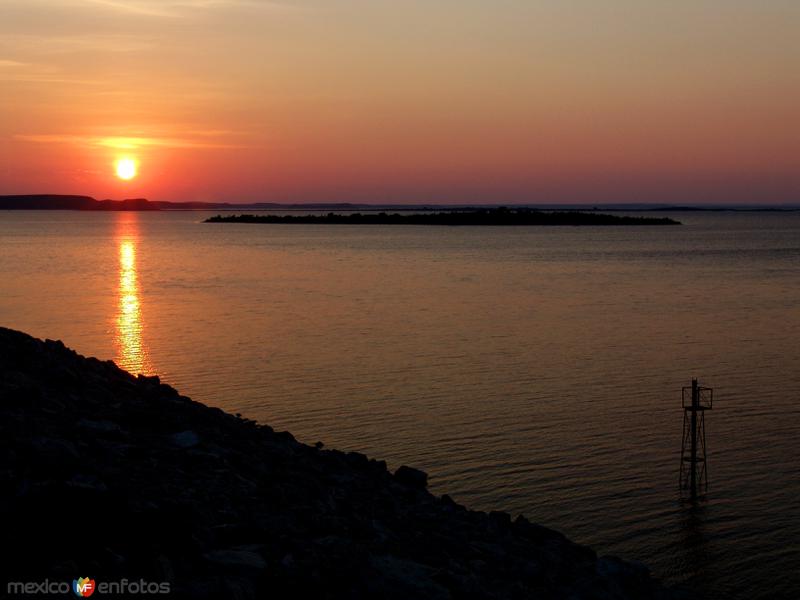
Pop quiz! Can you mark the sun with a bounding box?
[115,158,138,180]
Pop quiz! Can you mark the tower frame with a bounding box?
[680,378,712,497]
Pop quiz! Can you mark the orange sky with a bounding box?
[1,0,798,204]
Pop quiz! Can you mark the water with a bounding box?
[1,210,799,599]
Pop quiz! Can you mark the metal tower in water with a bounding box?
[680,378,713,497]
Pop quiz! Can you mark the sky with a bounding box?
[0,0,798,204]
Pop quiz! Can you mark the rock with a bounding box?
[203,549,267,574]
[440,494,464,511]
[598,555,650,578]
[368,554,451,600]
[489,510,511,527]
[346,451,371,469]
[137,373,160,386]
[52,365,79,385]
[30,436,80,461]
[77,418,122,435]
[67,473,109,493]
[169,430,200,448]
[394,465,428,489]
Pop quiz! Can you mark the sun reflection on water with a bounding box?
[114,216,151,375]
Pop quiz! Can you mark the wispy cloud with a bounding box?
[0,59,28,68]
[0,56,106,84]
[77,0,302,18]
[15,133,246,149]
[0,75,106,84]
[0,33,156,55]
[81,0,178,18]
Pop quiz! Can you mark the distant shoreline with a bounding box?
[205,209,681,226]
[0,194,797,213]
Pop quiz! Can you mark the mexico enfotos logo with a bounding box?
[6,577,171,596]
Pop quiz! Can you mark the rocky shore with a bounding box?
[1,327,675,599]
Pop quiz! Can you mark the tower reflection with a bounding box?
[114,214,151,375]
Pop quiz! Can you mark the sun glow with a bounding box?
[115,157,138,180]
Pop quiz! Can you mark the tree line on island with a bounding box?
[205,208,681,226]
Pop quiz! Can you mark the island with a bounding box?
[0,326,676,599]
[205,209,681,226]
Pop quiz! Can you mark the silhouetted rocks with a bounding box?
[395,465,429,489]
[205,208,681,226]
[0,327,676,599]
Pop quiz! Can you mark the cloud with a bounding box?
[0,75,105,84]
[0,56,106,84]
[15,133,246,149]
[0,59,28,68]
[0,33,156,56]
[77,0,302,18]
[81,0,176,17]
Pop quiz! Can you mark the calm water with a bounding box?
[1,211,799,599]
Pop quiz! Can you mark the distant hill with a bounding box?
[0,195,158,210]
[0,195,97,210]
[2,194,797,212]
[0,195,378,211]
